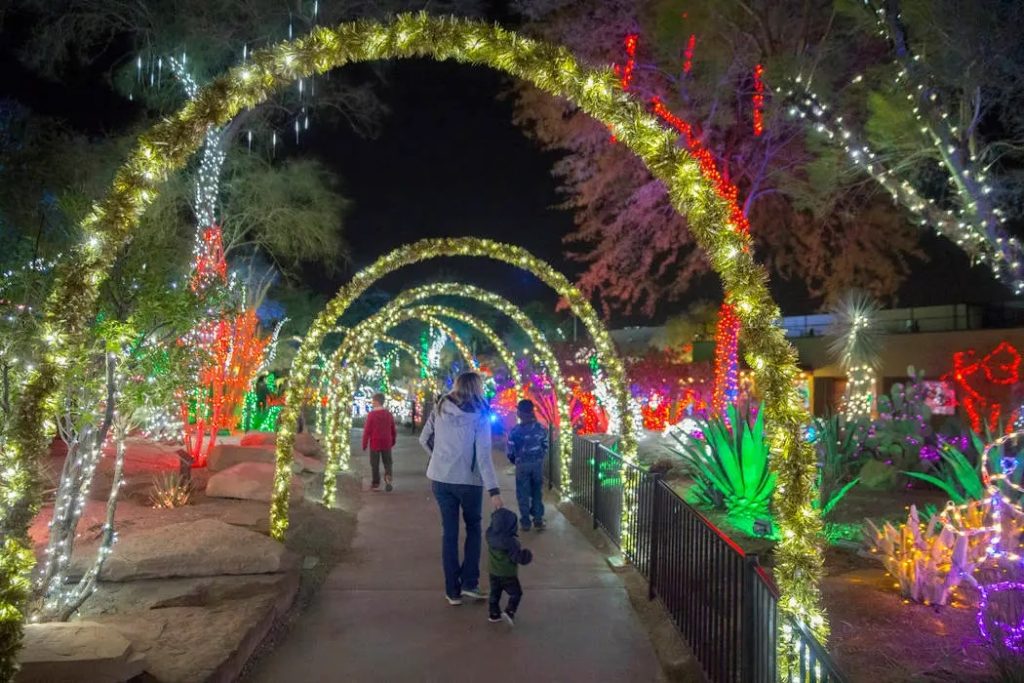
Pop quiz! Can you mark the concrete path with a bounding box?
[249,432,662,682]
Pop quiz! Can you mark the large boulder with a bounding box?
[293,432,323,458]
[206,462,304,503]
[79,574,296,616]
[292,452,325,474]
[207,444,275,472]
[96,517,294,581]
[91,589,295,683]
[16,621,146,683]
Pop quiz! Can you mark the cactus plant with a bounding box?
[864,504,989,605]
[666,403,775,520]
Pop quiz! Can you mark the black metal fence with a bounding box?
[557,434,847,683]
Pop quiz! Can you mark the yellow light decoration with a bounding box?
[418,318,478,369]
[317,287,572,504]
[375,336,421,367]
[408,305,518,379]
[320,309,477,494]
[321,308,480,504]
[4,14,824,669]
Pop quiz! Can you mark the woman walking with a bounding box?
[420,372,503,605]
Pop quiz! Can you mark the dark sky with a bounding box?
[303,60,579,313]
[0,13,1011,327]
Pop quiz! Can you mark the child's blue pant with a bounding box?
[515,461,544,526]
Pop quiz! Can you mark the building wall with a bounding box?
[790,327,1024,379]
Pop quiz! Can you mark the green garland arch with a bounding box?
[408,305,519,378]
[318,289,571,504]
[1,12,824,671]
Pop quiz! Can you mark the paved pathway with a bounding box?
[249,432,662,682]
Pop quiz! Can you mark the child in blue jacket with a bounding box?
[507,399,549,531]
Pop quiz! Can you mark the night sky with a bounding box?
[303,60,579,311]
[0,18,1011,327]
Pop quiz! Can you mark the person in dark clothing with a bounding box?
[507,399,549,531]
[486,507,532,625]
[362,393,397,491]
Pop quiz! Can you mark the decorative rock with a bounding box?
[78,574,295,616]
[292,452,325,474]
[91,589,296,683]
[293,432,323,458]
[206,462,304,503]
[16,621,146,683]
[208,444,275,472]
[97,517,293,581]
[859,459,898,490]
[240,432,276,447]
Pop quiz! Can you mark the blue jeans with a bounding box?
[431,480,483,598]
[515,461,544,526]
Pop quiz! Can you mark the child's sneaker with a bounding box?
[461,587,484,600]
[445,594,462,606]
[385,476,393,492]
[534,519,546,531]
[502,610,515,626]
[488,614,503,623]
[520,521,531,532]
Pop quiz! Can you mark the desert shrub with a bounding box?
[150,472,194,509]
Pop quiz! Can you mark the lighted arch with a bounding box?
[319,334,432,471]
[405,305,518,378]
[3,14,824,657]
[313,335,423,437]
[320,302,527,485]
[323,303,524,491]
[376,337,421,366]
[321,313,479,486]
[309,281,572,504]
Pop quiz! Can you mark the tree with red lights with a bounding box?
[512,0,926,314]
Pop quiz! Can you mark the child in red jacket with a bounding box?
[362,393,397,491]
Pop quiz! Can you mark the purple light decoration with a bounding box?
[920,444,941,462]
[976,581,1024,653]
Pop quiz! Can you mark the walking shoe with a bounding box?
[445,594,463,606]
[520,522,531,532]
[502,611,515,627]
[461,587,485,600]
[369,484,380,491]
[385,480,393,492]
[534,519,546,531]
[488,614,503,623]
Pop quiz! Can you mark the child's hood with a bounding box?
[486,508,519,550]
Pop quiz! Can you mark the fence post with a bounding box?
[648,474,663,601]
[592,441,601,530]
[742,553,760,681]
